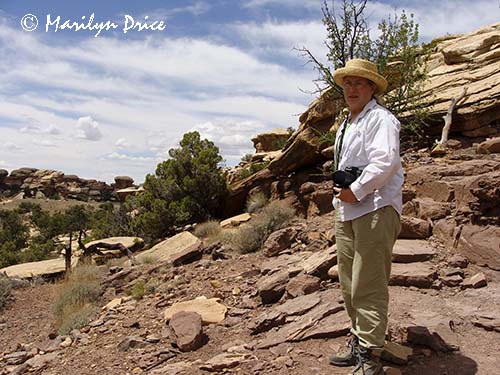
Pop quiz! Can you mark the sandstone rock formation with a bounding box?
[251,128,291,153]
[0,168,137,202]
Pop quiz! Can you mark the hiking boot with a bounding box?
[348,346,383,375]
[329,335,359,367]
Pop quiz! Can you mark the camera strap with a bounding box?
[334,118,351,171]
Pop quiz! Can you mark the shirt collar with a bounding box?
[350,98,377,124]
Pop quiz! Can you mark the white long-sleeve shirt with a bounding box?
[332,99,404,221]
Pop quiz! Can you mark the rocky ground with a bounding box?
[1,210,499,375]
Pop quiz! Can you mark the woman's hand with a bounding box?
[333,187,358,203]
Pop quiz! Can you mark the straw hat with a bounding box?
[333,59,388,94]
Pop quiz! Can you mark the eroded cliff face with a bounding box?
[224,23,500,270]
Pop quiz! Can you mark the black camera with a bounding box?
[333,166,362,188]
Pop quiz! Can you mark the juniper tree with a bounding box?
[300,0,429,132]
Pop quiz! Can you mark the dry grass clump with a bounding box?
[230,200,295,253]
[194,220,222,239]
[53,264,103,335]
[245,191,267,213]
[0,275,12,310]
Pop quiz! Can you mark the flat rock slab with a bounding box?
[199,353,256,372]
[302,245,337,279]
[390,263,437,288]
[220,213,251,228]
[164,296,227,324]
[472,316,500,332]
[256,301,345,349]
[392,240,436,263]
[136,231,202,265]
[0,257,78,279]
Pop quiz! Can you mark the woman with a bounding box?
[329,59,404,375]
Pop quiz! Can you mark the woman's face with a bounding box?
[342,76,376,115]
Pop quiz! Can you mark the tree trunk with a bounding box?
[65,232,73,275]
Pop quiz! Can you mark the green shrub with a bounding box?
[126,131,227,242]
[53,264,103,334]
[230,200,295,253]
[130,280,146,300]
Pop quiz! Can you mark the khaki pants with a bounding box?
[335,205,400,349]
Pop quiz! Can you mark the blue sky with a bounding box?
[1,0,498,184]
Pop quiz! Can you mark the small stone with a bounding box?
[384,367,403,375]
[382,341,413,365]
[145,335,161,343]
[59,337,72,348]
[462,272,487,289]
[327,265,339,281]
[117,336,148,351]
[448,254,468,268]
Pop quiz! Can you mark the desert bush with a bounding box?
[130,279,146,300]
[53,264,103,334]
[194,220,222,239]
[57,304,97,335]
[0,275,12,310]
[230,200,295,253]
[246,191,267,213]
[140,255,157,265]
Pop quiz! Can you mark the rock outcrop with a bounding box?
[0,168,137,202]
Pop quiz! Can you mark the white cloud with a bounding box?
[105,152,156,163]
[33,139,57,148]
[4,142,23,152]
[190,120,269,163]
[19,124,41,133]
[232,20,328,61]
[115,138,130,149]
[244,0,321,10]
[76,116,103,141]
[45,124,61,135]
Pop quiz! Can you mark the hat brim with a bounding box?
[333,67,388,94]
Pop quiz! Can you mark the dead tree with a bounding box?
[432,87,468,155]
[78,239,139,266]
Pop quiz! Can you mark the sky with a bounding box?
[1,0,498,184]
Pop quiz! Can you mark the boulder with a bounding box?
[164,296,227,324]
[114,175,134,189]
[251,128,291,153]
[135,231,202,265]
[262,227,297,257]
[285,273,321,298]
[456,225,500,270]
[477,136,500,154]
[169,311,204,352]
[399,216,431,239]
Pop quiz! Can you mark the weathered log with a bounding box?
[80,241,139,266]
